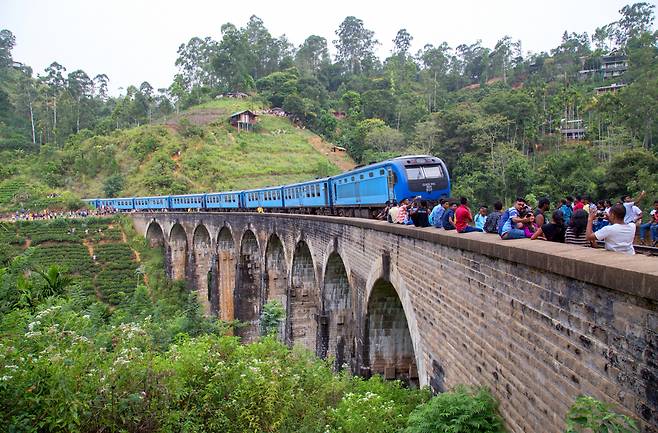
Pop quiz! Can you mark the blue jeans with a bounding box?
[458,226,483,233]
[640,222,658,241]
[502,228,526,239]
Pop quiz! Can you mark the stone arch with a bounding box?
[320,252,355,371]
[235,229,261,342]
[169,223,187,281]
[365,278,419,387]
[192,224,212,315]
[216,226,236,321]
[145,221,165,248]
[265,234,287,338]
[289,240,320,352]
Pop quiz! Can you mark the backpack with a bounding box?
[497,208,513,236]
[483,212,501,233]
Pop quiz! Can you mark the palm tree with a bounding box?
[35,265,72,298]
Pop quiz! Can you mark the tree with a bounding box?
[612,2,655,47]
[0,29,15,68]
[103,173,124,197]
[15,67,38,146]
[67,69,93,133]
[175,36,219,89]
[392,29,413,56]
[93,74,109,100]
[41,62,67,144]
[334,16,379,75]
[35,265,72,298]
[295,35,330,77]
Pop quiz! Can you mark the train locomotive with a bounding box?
[85,155,450,218]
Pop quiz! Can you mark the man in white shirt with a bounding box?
[621,191,645,224]
[586,204,635,255]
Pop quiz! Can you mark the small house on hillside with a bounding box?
[229,110,257,132]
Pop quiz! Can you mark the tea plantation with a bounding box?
[0,217,139,305]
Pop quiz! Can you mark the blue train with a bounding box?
[84,155,450,218]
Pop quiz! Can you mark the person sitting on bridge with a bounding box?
[500,198,531,240]
[411,200,430,227]
[586,204,635,255]
[376,201,392,221]
[474,205,488,230]
[387,200,399,223]
[516,208,538,238]
[565,210,591,247]
[441,202,457,230]
[483,201,503,233]
[396,199,409,224]
[429,199,446,228]
[455,197,483,233]
[534,197,550,227]
[531,209,566,242]
[639,200,658,246]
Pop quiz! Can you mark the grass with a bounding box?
[0,97,346,212]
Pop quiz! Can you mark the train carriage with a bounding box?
[244,186,284,209]
[134,196,170,210]
[206,191,241,210]
[170,194,205,210]
[282,178,330,209]
[91,197,135,210]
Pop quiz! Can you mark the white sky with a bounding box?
[1,0,656,95]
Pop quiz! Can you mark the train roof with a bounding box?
[283,177,331,188]
[206,190,242,195]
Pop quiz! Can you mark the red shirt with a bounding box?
[573,201,584,211]
[455,205,472,232]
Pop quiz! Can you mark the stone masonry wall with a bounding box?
[132,213,658,433]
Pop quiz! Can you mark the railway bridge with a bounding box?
[131,212,658,433]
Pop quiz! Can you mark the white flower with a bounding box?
[0,375,11,381]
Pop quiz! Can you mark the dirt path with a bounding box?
[120,227,148,286]
[307,135,356,171]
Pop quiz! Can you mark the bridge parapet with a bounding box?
[132,212,658,433]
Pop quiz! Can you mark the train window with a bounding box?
[380,169,385,175]
[360,174,364,180]
[351,176,355,181]
[405,166,424,180]
[369,172,374,177]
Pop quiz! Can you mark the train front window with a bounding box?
[405,167,424,180]
[423,165,444,179]
[405,165,443,180]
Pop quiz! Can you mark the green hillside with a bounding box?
[0,97,354,212]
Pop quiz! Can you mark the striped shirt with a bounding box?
[565,227,590,247]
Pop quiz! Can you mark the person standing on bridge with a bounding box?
[586,204,635,255]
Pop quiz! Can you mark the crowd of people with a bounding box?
[377,191,658,256]
[8,206,117,221]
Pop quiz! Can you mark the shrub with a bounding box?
[565,395,639,433]
[405,386,505,433]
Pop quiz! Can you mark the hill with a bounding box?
[0,97,355,212]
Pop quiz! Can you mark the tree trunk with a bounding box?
[28,99,36,145]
